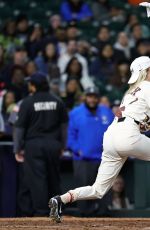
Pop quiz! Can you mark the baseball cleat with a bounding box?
[48,196,62,223]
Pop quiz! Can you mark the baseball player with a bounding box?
[49,56,150,222]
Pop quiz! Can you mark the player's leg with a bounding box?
[61,152,127,202]
[49,149,127,222]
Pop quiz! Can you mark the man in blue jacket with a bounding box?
[60,0,93,22]
[67,87,114,216]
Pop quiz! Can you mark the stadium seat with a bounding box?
[0,6,12,19]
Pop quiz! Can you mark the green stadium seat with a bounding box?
[0,6,12,19]
[109,21,126,33]
[109,0,127,9]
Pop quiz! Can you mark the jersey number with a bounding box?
[115,87,141,118]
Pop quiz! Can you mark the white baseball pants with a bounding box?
[69,117,150,201]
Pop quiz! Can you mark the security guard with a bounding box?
[14,72,68,216]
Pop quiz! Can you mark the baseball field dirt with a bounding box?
[0,217,150,230]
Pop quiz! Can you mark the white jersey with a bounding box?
[119,80,150,123]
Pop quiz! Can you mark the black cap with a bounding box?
[26,72,48,85]
[85,87,99,96]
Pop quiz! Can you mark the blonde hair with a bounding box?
[126,69,148,95]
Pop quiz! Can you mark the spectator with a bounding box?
[107,60,130,102]
[49,15,62,35]
[125,14,150,39]
[2,91,16,115]
[109,6,126,23]
[25,60,37,76]
[67,86,114,216]
[49,65,61,82]
[114,32,131,60]
[35,42,58,75]
[13,47,28,66]
[42,26,66,56]
[60,57,81,92]
[8,65,28,102]
[125,14,139,35]
[58,40,94,88]
[61,77,82,111]
[95,25,111,51]
[108,175,133,210]
[53,26,67,55]
[60,57,93,92]
[129,23,144,48]
[49,78,61,97]
[90,43,117,84]
[131,39,150,60]
[60,0,93,22]
[110,60,130,88]
[0,91,17,217]
[25,24,44,59]
[99,95,111,108]
[8,100,22,128]
[1,91,16,140]
[66,21,79,41]
[111,99,121,116]
[92,0,110,22]
[77,40,91,62]
[16,14,29,44]
[1,47,28,86]
[0,19,21,55]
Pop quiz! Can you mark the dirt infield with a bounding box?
[1,217,150,230]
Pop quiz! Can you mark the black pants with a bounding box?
[0,146,17,217]
[18,138,61,217]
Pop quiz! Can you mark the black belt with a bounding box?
[118,117,140,125]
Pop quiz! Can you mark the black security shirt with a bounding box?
[16,92,68,140]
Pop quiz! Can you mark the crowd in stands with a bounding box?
[0,0,149,113]
[0,0,149,217]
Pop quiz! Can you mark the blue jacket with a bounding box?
[61,1,93,22]
[67,104,114,161]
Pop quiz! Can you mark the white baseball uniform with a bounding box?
[68,80,150,201]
